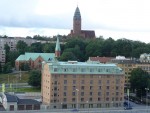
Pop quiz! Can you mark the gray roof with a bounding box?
[5,93,18,102]
[17,99,40,105]
[74,6,81,19]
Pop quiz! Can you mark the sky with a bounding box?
[0,0,150,43]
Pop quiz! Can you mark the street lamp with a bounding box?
[86,101,89,113]
[76,89,79,110]
[145,88,149,108]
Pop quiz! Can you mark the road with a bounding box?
[0,107,150,113]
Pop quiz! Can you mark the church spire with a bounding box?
[55,36,61,57]
[73,6,81,35]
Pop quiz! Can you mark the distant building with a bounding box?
[0,93,40,111]
[140,53,150,63]
[15,37,61,71]
[41,60,125,109]
[69,6,95,39]
[0,37,47,65]
[89,56,114,64]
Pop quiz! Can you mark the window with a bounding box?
[99,86,101,90]
[90,92,93,96]
[73,86,76,90]
[90,86,93,90]
[106,97,109,101]
[90,80,93,84]
[98,80,101,84]
[98,68,102,72]
[116,86,119,90]
[72,98,75,102]
[81,86,84,90]
[64,68,68,72]
[81,68,85,72]
[98,92,101,96]
[63,98,67,102]
[116,92,119,96]
[73,68,77,72]
[81,92,84,96]
[54,81,57,85]
[106,86,109,90]
[64,86,67,90]
[116,97,118,101]
[54,68,57,72]
[73,80,76,84]
[98,97,101,101]
[107,80,109,84]
[81,98,84,102]
[81,80,84,84]
[54,87,57,91]
[90,68,94,72]
[89,98,92,102]
[64,92,67,96]
[64,80,67,84]
[72,92,76,96]
[106,92,109,96]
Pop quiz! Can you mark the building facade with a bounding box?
[15,37,61,71]
[41,60,125,109]
[0,37,47,65]
[69,6,95,39]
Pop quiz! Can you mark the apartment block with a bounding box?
[41,61,125,109]
[0,37,47,65]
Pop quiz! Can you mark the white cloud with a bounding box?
[0,0,150,42]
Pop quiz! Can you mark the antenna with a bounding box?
[77,0,78,7]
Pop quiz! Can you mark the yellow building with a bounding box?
[111,57,137,90]
[41,60,125,109]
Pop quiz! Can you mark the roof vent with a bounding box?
[68,61,78,64]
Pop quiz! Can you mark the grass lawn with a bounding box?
[0,71,29,84]
[0,71,41,92]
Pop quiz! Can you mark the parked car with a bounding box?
[124,106,132,110]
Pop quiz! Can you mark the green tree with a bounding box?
[130,68,150,97]
[4,44,10,63]
[43,43,55,53]
[7,51,19,67]
[3,62,12,74]
[28,70,41,87]
[58,51,77,61]
[29,42,43,53]
[16,40,28,54]
[85,39,103,58]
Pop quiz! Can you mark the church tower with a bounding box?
[55,37,61,57]
[73,6,81,35]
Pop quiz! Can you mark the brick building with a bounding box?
[69,6,95,39]
[41,60,125,109]
[15,37,61,71]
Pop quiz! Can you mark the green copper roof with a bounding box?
[16,52,55,62]
[44,61,124,75]
[55,37,61,51]
[74,6,81,19]
[16,55,25,61]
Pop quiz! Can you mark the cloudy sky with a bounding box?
[0,0,150,43]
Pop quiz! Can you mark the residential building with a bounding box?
[69,6,95,38]
[89,56,114,64]
[41,60,125,109]
[0,37,47,65]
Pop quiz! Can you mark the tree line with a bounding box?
[1,35,150,73]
